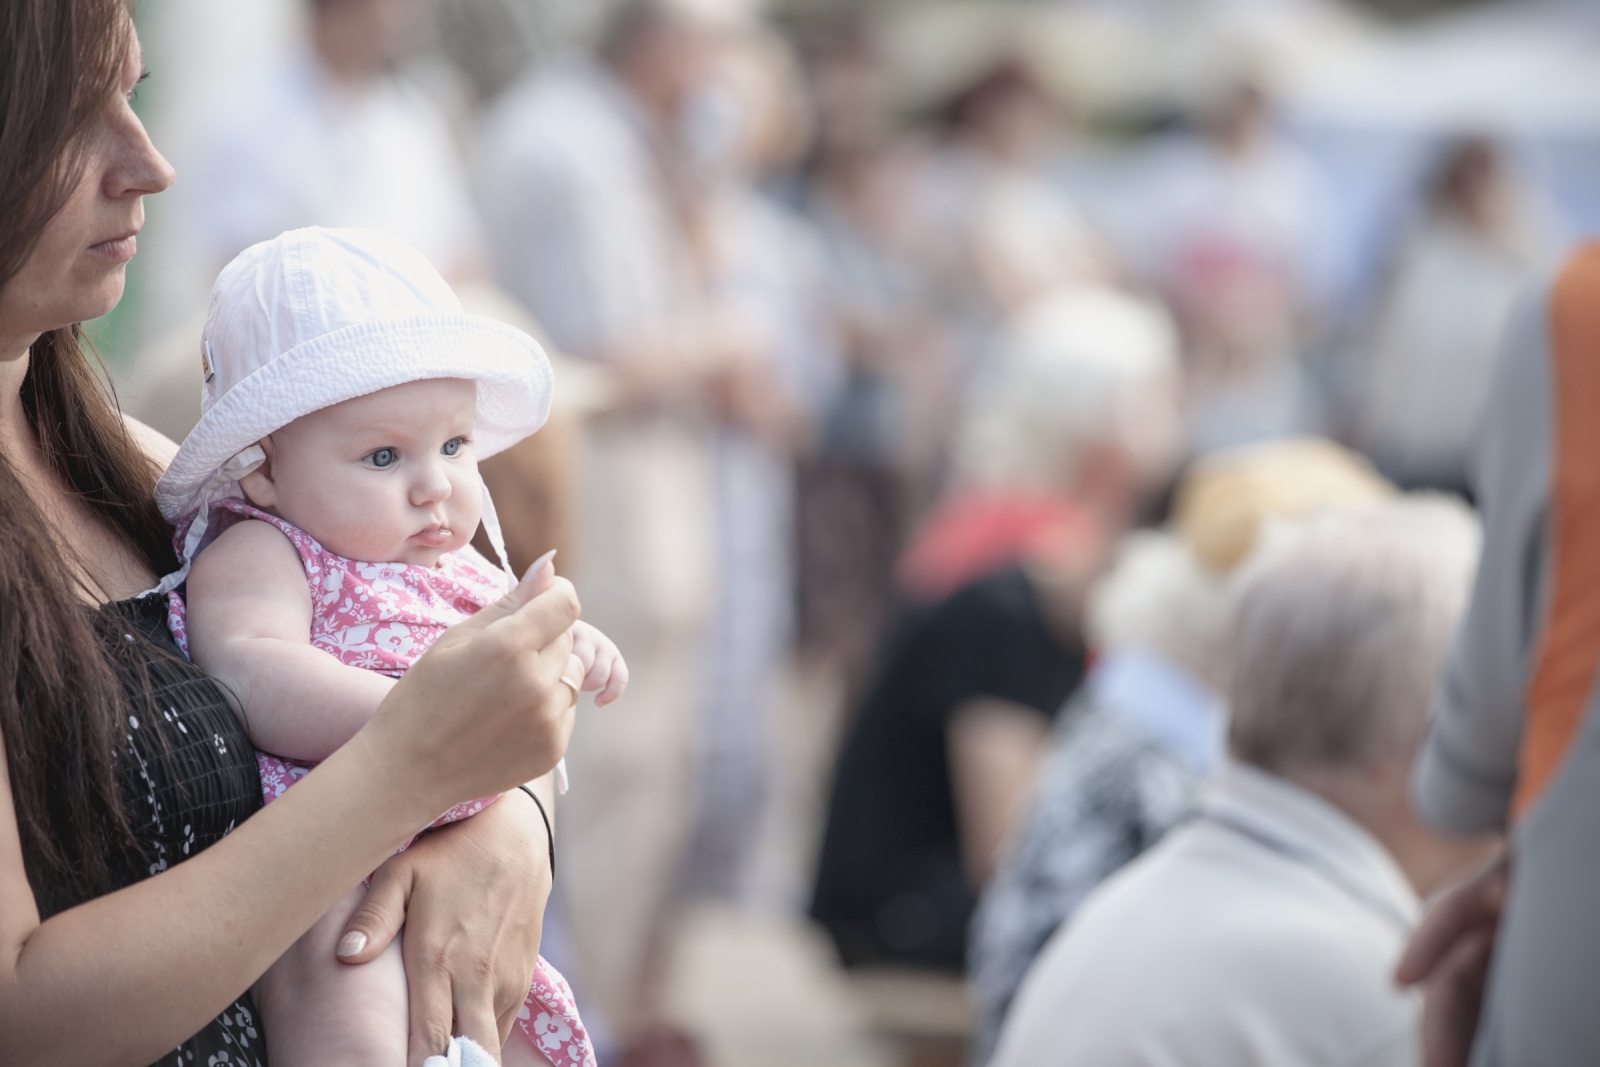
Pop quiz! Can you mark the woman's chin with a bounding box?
[73,268,127,326]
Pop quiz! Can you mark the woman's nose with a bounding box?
[105,104,175,199]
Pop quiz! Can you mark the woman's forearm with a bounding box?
[0,562,579,1064]
[0,729,442,1065]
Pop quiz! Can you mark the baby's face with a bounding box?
[243,378,482,567]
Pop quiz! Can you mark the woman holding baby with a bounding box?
[0,1,582,1062]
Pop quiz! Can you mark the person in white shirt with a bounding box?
[990,497,1497,1067]
[188,0,485,279]
[474,3,738,1056]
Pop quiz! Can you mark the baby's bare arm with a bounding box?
[187,519,395,762]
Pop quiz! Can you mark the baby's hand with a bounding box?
[569,621,628,706]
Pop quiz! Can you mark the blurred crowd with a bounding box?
[107,0,1596,1063]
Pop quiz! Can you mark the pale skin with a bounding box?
[0,30,582,1066]
[184,378,627,1065]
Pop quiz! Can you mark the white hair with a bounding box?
[1225,496,1481,773]
[1086,531,1229,683]
[954,287,1180,493]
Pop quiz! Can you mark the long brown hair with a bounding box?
[0,0,182,910]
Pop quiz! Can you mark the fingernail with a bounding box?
[336,931,367,957]
[520,549,558,585]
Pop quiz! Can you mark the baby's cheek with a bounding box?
[315,486,412,562]
[447,472,484,534]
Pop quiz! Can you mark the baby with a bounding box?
[150,228,620,1066]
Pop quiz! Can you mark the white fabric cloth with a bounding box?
[422,1034,499,1067]
[189,49,483,276]
[150,227,552,596]
[990,761,1422,1067]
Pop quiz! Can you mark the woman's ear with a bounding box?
[237,438,278,508]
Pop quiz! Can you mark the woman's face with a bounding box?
[0,31,174,349]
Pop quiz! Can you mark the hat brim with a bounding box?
[155,313,553,521]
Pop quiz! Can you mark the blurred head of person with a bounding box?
[940,57,1063,167]
[598,0,719,123]
[1427,135,1523,241]
[899,288,1179,604]
[309,0,429,84]
[700,29,814,183]
[955,287,1182,526]
[1078,438,1396,769]
[1206,81,1270,158]
[1224,496,1492,894]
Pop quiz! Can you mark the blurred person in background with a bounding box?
[124,0,491,445]
[474,3,740,1060]
[969,436,1396,1063]
[1131,81,1335,454]
[681,27,844,903]
[794,28,952,697]
[186,0,485,280]
[809,287,1180,975]
[1396,245,1600,1067]
[925,57,1116,364]
[991,498,1496,1067]
[1346,137,1545,496]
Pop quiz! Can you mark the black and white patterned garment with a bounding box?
[43,595,269,1066]
[967,696,1200,1065]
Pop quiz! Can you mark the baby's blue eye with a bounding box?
[442,437,463,457]
[368,447,397,468]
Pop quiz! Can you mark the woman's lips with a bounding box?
[89,234,137,263]
[413,526,453,548]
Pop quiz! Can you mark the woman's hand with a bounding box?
[362,559,581,820]
[337,778,555,1065]
[1396,848,1509,1067]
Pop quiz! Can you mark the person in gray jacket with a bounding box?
[1400,246,1600,1066]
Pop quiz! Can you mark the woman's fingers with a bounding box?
[1396,850,1508,985]
[447,567,578,652]
[497,1001,521,1050]
[405,936,458,1067]
[453,973,502,1064]
[1420,927,1496,1067]
[336,862,411,965]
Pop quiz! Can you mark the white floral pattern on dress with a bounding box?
[169,499,595,1067]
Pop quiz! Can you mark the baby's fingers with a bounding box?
[595,651,629,706]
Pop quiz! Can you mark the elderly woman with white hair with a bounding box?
[990,497,1499,1067]
[968,436,1396,1062]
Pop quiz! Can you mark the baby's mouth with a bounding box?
[413,525,453,549]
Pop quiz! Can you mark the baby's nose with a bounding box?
[410,465,454,506]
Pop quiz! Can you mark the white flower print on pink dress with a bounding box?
[168,498,595,1067]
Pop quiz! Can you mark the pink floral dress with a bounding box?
[169,498,594,1066]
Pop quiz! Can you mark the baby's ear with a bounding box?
[237,439,277,508]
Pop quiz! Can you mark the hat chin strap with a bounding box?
[479,475,568,794]
[477,476,516,589]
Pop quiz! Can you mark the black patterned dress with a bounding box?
[35,595,270,1066]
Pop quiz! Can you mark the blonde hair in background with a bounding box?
[1174,436,1396,572]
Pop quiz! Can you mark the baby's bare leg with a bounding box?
[503,1029,548,1066]
[254,883,409,1066]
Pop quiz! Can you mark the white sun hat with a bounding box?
[148,226,553,596]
